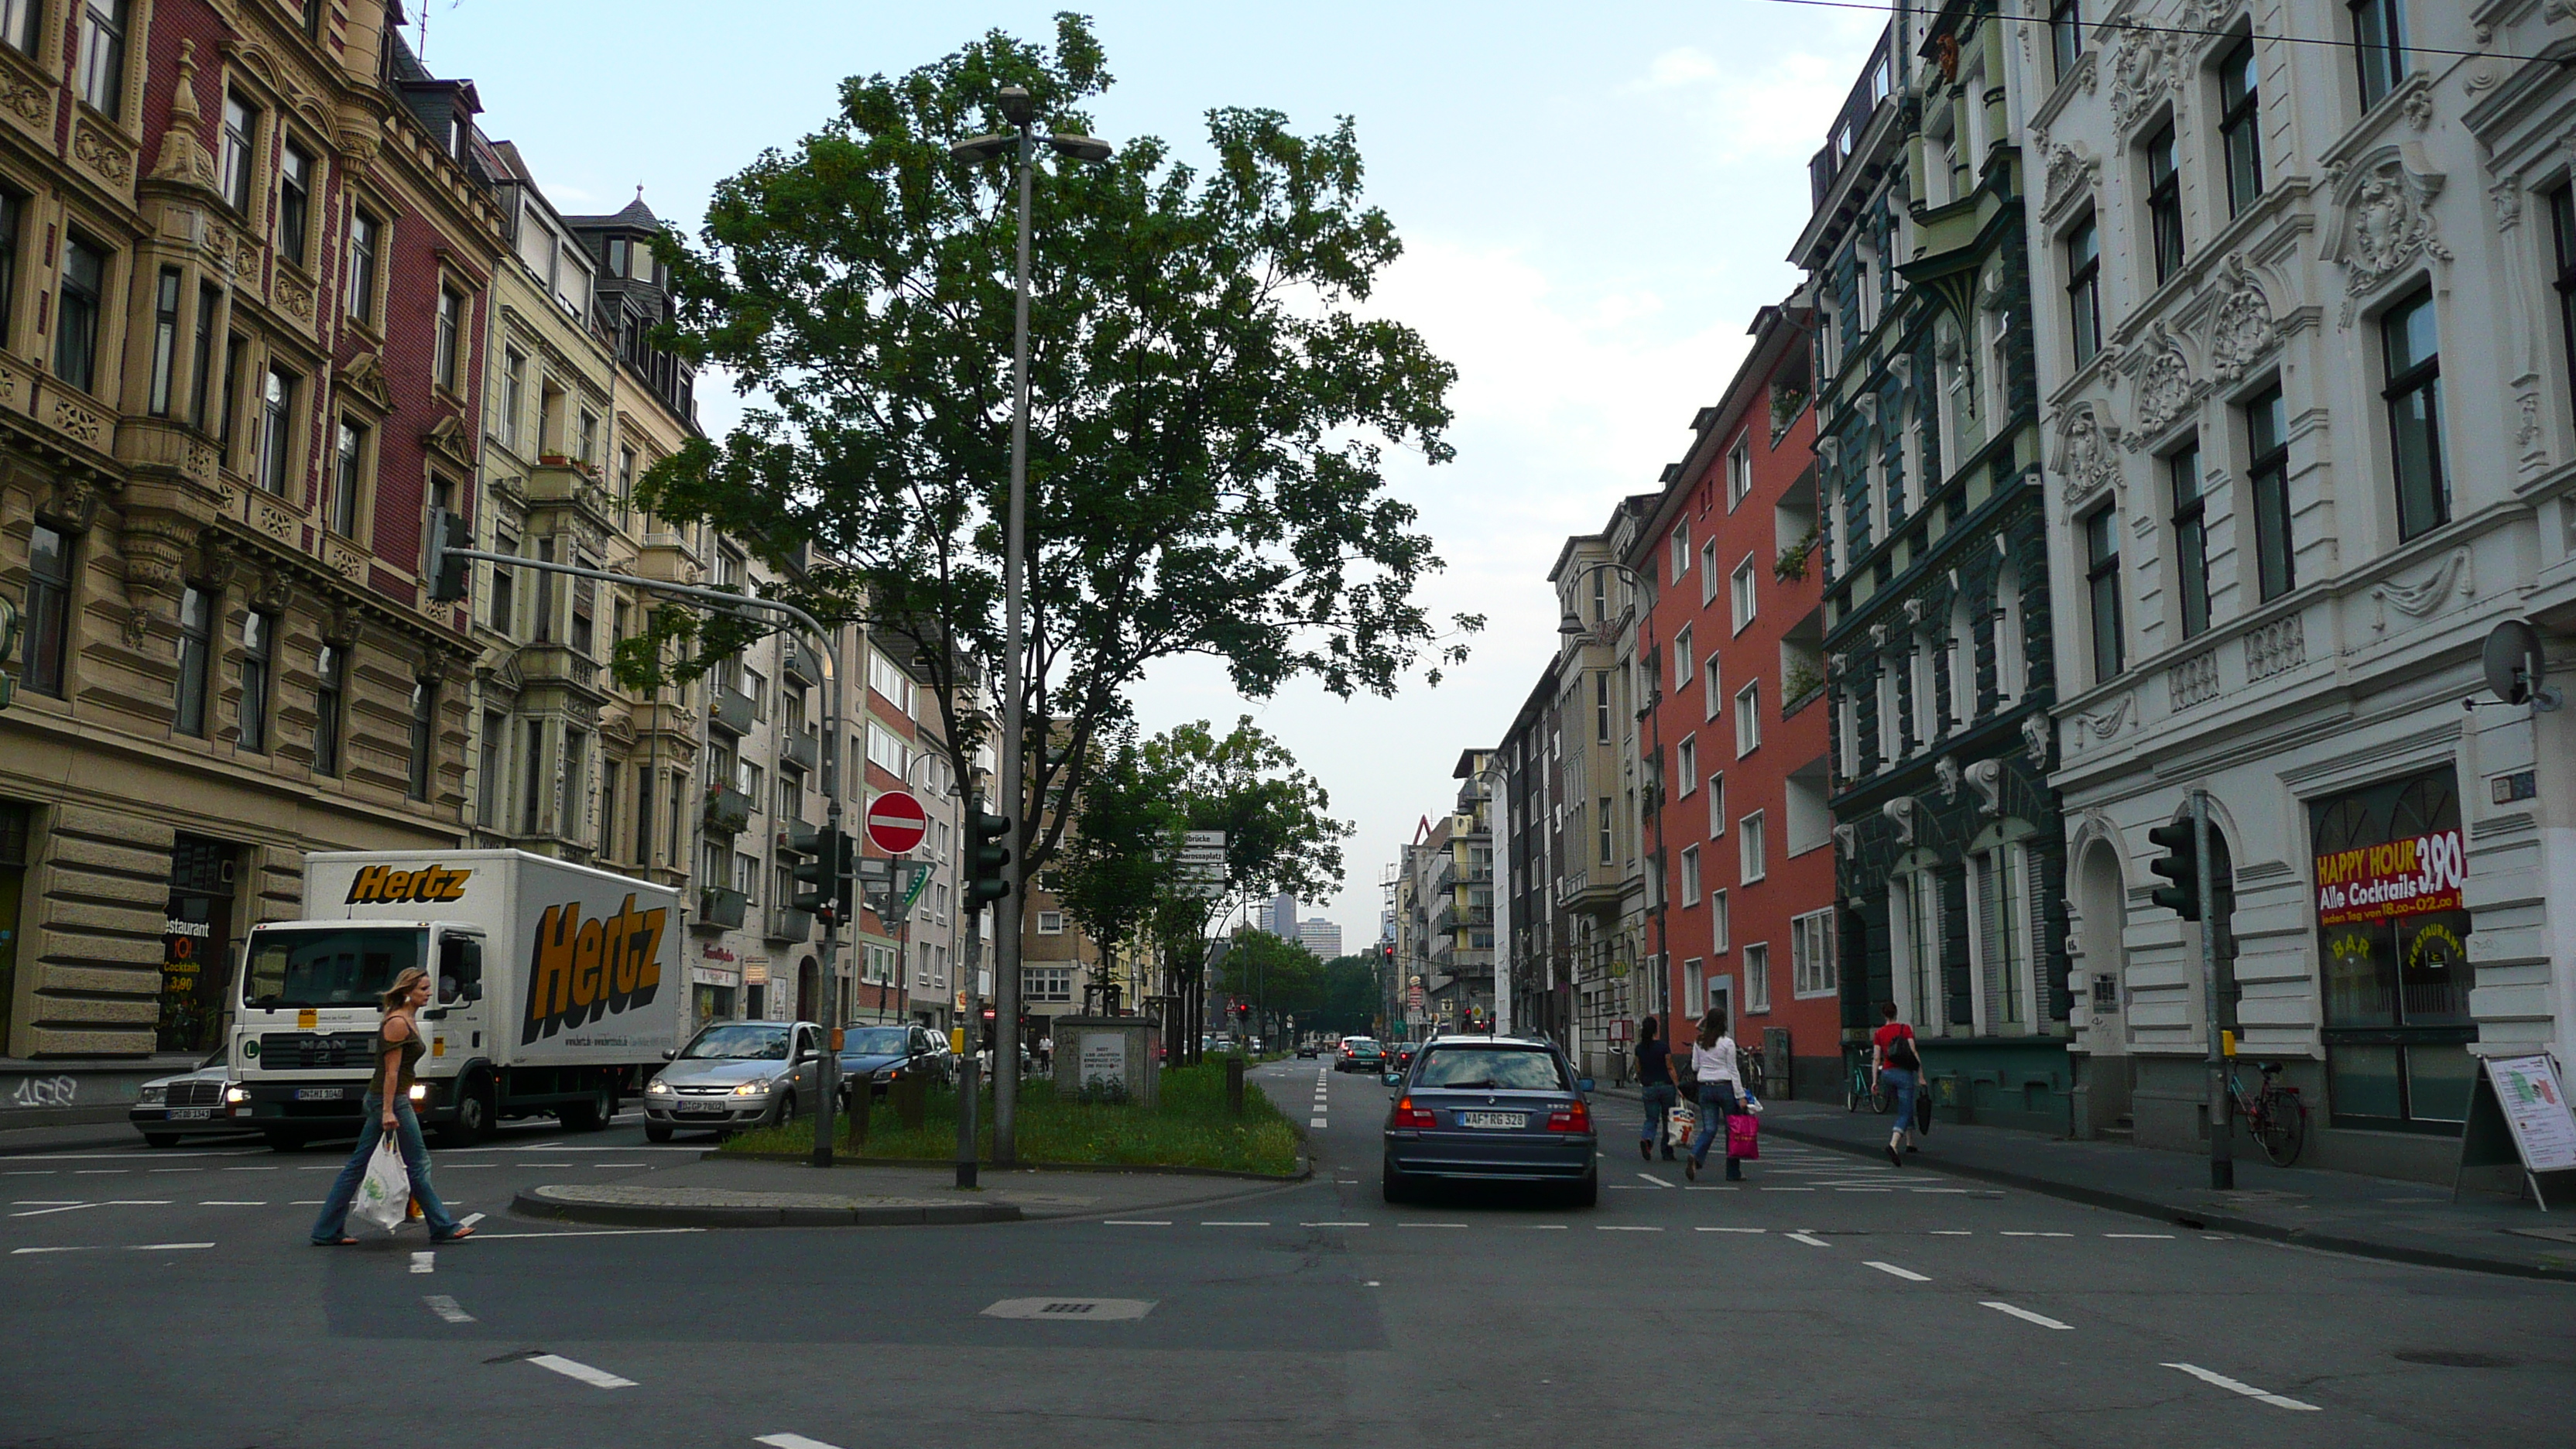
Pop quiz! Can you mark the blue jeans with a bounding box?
[1689,1082,1740,1167]
[308,1094,460,1241]
[1882,1067,1920,1138]
[1640,1082,1677,1146]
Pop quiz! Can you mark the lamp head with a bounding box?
[948,134,1015,164]
[997,86,1035,128]
[1558,610,1586,636]
[1046,134,1114,164]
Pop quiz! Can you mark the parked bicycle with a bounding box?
[1844,1050,1889,1114]
[2227,1059,2308,1166]
[1736,1043,1768,1101]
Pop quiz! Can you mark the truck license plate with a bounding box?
[168,1108,211,1120]
[1459,1111,1526,1129]
[296,1088,342,1102]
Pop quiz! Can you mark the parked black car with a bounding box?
[834,1023,955,1109]
[1382,1034,1598,1208]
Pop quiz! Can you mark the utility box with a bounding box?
[1051,1016,1160,1107]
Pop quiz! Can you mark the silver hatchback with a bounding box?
[642,1019,823,1141]
[1381,1036,1598,1207]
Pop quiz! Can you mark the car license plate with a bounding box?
[168,1108,211,1120]
[295,1088,341,1101]
[1459,1111,1526,1129]
[678,1106,722,1117]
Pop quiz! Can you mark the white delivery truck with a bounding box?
[227,849,683,1148]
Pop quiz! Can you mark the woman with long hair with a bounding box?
[1684,1006,1745,1182]
[1634,1015,1677,1162]
[307,966,474,1245]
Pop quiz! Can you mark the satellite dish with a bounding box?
[2481,618,2561,711]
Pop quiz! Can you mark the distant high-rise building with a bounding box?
[1268,891,1297,939]
[1297,918,1342,958]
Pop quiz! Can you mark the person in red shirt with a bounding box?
[1872,1002,1921,1168]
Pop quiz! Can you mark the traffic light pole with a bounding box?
[423,526,853,1165]
[2194,790,2232,1190]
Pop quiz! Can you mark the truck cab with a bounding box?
[230,920,487,1148]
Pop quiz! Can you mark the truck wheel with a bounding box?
[645,1123,673,1143]
[560,1084,613,1132]
[142,1132,180,1149]
[437,1081,492,1147]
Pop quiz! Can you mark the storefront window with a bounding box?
[2309,766,2474,1131]
[160,835,234,1053]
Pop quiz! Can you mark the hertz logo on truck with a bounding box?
[522,896,666,1044]
[345,864,474,904]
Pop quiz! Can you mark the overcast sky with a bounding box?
[426,0,1885,951]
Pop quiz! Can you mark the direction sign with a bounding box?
[865,790,929,855]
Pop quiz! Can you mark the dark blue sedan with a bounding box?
[1381,1035,1598,1208]
[831,1023,954,1110]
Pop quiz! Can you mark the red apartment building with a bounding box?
[1625,296,1840,1099]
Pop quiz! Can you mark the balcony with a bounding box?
[513,642,601,695]
[776,815,821,857]
[697,887,748,931]
[703,785,752,835]
[766,906,814,944]
[525,456,618,531]
[710,686,755,737]
[781,730,819,773]
[781,638,817,687]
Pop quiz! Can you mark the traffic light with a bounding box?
[793,829,855,924]
[425,507,470,604]
[966,806,1012,913]
[2147,816,2202,919]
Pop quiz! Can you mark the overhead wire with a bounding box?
[1740,0,2575,68]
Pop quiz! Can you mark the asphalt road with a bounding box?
[4,1057,2570,1447]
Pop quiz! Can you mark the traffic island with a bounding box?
[512,1182,1023,1228]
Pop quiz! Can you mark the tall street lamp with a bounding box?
[949,87,1115,1166]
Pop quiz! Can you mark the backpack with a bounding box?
[1884,1028,1920,1073]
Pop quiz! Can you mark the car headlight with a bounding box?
[731,1081,769,1097]
[138,1086,168,1105]
[224,1086,249,1105]
[646,1080,674,1096]
[408,1084,428,1102]
[872,1067,897,1081]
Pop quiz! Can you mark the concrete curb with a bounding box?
[708,1149,1312,1184]
[1757,1118,2576,1285]
[511,1184,1023,1229]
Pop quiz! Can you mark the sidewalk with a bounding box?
[1593,1083,2576,1283]
[511,1153,1314,1230]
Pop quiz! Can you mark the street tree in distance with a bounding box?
[1215,930,1321,1046]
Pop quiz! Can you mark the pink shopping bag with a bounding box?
[1726,1109,1761,1160]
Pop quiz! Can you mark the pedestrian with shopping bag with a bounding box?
[1874,1001,1922,1168]
[308,966,474,1245]
[1684,1007,1748,1182]
[1634,1016,1677,1162]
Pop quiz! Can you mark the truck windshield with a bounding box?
[680,1024,791,1060]
[242,928,426,1010]
[841,1028,909,1056]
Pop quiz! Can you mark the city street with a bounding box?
[4,1058,2568,1447]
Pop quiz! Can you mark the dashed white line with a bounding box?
[755,1435,847,1449]
[1595,1225,1663,1232]
[198,1200,266,1206]
[2105,1232,2175,1239]
[2161,1362,2321,1412]
[1637,1172,1674,1187]
[1399,1222,1468,1229]
[1199,1221,1271,1228]
[1786,1231,1831,1248]
[527,1354,637,1389]
[132,1242,214,1252]
[1697,1226,1766,1233]
[1865,1260,1930,1282]
[467,1228,706,1241]
[1981,1301,2074,1331]
[410,1252,437,1275]
[1931,1230,1974,1235]
[1310,1118,1329,1128]
[423,1294,475,1323]
[458,1213,487,1231]
[1301,1221,1372,1228]
[1104,1221,1170,1226]
[9,1202,99,1218]
[9,1246,84,1254]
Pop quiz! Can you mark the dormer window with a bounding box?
[606,237,629,278]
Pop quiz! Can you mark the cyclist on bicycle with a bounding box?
[1873,1002,1921,1168]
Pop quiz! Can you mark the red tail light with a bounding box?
[1391,1096,1439,1130]
[1547,1100,1591,1133]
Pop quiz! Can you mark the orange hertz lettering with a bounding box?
[522,895,666,1044]
[344,863,474,905]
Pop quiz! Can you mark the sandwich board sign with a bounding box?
[2453,1053,2576,1211]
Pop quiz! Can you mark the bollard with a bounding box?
[1226,1053,1245,1118]
[893,1074,927,1131]
[844,1084,870,1148]
[956,1057,980,1190]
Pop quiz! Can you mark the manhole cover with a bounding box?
[2393,1349,2515,1368]
[981,1297,1155,1321]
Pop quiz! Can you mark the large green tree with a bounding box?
[1315,953,1386,1036]
[632,14,1472,887]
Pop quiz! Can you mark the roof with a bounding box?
[566,193,665,232]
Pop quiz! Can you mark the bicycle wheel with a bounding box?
[2257,1090,2307,1167]
[1870,1080,1892,1115]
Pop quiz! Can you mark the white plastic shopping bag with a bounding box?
[352,1140,410,1234]
[1666,1103,1697,1148]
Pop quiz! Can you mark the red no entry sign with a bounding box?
[865,790,929,855]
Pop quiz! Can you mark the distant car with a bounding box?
[1296,1040,1321,1059]
[1381,1034,1598,1208]
[130,1051,238,1147]
[1392,1041,1420,1074]
[642,1020,824,1141]
[834,1023,954,1110]
[1336,1038,1384,1074]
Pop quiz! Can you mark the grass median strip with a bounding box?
[719,1063,1300,1176]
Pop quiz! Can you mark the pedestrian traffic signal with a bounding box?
[966,807,1012,913]
[425,506,471,604]
[2146,816,2201,919]
[793,829,855,924]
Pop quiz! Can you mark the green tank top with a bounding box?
[371,1019,426,1101]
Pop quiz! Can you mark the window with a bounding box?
[1677,736,1697,795]
[1598,796,1614,865]
[477,709,503,825]
[577,409,598,465]
[0,0,38,55]
[2083,505,2122,682]
[346,212,379,325]
[570,566,595,657]
[331,419,365,537]
[866,721,909,776]
[596,761,618,858]
[278,144,311,263]
[1730,557,1757,633]
[1698,538,1718,606]
[1792,908,1838,997]
[2049,0,2082,81]
[1709,889,1729,952]
[2065,216,2101,367]
[53,236,104,394]
[2554,187,2576,429]
[146,267,180,417]
[1975,844,2030,1033]
[2169,441,2208,639]
[1023,965,1074,1002]
[1703,652,1722,721]
[1595,670,1612,745]
[174,587,213,736]
[1673,625,1693,691]
[1680,844,1701,906]
[407,680,436,801]
[617,447,638,522]
[2311,766,2475,1128]
[1036,909,1064,936]
[221,94,259,213]
[488,530,517,636]
[1743,942,1771,1013]
[2144,122,2183,286]
[0,188,22,344]
[434,286,463,392]
[562,731,587,844]
[23,521,71,698]
[2246,386,2294,600]
[633,766,656,864]
[2382,289,2448,541]
[1739,810,1767,884]
[1727,437,1752,510]
[1733,680,1761,756]
[218,335,244,463]
[520,718,546,834]
[1706,774,1726,838]
[189,283,220,427]
[2218,37,2262,218]
[258,365,296,495]
[238,610,274,754]
[532,538,555,642]
[867,650,913,711]
[501,349,526,449]
[1670,522,1690,583]
[78,0,126,120]
[2351,0,2406,111]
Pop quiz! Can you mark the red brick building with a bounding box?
[1625,295,1840,1098]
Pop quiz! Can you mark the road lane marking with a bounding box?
[1865,1260,1930,1282]
[1104,1221,1170,1226]
[107,1201,173,1205]
[1310,1118,1328,1128]
[528,1354,637,1389]
[131,1242,213,1251]
[458,1213,487,1231]
[1981,1302,2073,1331]
[411,1252,436,1274]
[1200,1221,1269,1227]
[1301,1221,1371,1228]
[1399,1222,1468,1229]
[1530,1225,1568,1230]
[468,1228,707,1240]
[9,1199,81,1204]
[424,1295,476,1324]
[2105,1233,2174,1239]
[9,1202,99,1218]
[1759,1187,1815,1192]
[198,1201,266,1206]
[1931,1230,1974,1235]
[1596,1225,1663,1232]
[9,1246,86,1254]
[1697,1226,1765,1233]
[1786,1231,1830,1248]
[72,1170,126,1176]
[2161,1362,2321,1412]
[1638,1172,1673,1187]
[755,1436,847,1449]
[589,1163,649,1168]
